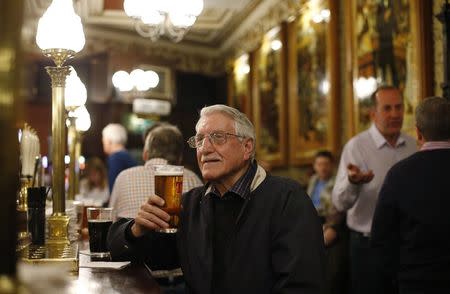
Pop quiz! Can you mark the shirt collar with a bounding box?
[206,160,257,199]
[420,141,450,151]
[369,123,406,149]
[145,158,168,167]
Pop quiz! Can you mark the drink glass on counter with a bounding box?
[154,165,183,233]
[87,207,113,261]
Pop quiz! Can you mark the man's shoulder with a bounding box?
[116,165,146,178]
[353,128,371,141]
[392,148,450,171]
[258,175,306,196]
[181,185,205,205]
[110,150,133,161]
[400,132,417,146]
[343,128,372,150]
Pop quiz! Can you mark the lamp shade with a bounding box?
[36,0,85,52]
[65,67,87,109]
[73,106,91,132]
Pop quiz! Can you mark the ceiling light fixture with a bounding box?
[123,0,204,42]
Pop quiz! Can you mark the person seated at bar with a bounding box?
[109,123,203,219]
[107,104,325,294]
[307,150,348,294]
[78,157,109,207]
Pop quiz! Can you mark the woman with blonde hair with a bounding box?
[78,157,109,206]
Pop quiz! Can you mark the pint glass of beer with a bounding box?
[87,207,113,261]
[154,165,183,233]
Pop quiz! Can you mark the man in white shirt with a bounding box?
[332,86,416,294]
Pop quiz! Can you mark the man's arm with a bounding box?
[332,141,370,211]
[107,217,179,270]
[271,183,325,294]
[107,218,144,262]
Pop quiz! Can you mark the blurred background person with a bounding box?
[102,123,137,200]
[78,157,109,206]
[371,96,450,294]
[332,86,416,294]
[109,123,203,219]
[307,150,348,294]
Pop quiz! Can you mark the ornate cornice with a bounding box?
[83,28,227,76]
[221,0,304,59]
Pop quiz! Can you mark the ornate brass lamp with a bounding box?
[35,0,85,244]
[65,67,87,201]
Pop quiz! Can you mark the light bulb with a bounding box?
[36,0,85,52]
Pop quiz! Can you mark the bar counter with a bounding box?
[18,244,163,293]
[73,254,162,293]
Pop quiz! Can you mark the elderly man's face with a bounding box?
[196,113,253,190]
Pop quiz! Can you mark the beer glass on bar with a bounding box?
[87,207,113,261]
[154,165,183,233]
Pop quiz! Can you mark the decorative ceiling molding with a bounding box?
[83,30,226,76]
[21,0,305,75]
[219,0,303,57]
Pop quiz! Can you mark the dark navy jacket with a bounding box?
[108,166,325,294]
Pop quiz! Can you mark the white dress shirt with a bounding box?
[332,124,417,234]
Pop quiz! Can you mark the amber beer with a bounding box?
[154,165,183,233]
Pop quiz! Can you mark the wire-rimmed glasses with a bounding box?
[187,131,244,148]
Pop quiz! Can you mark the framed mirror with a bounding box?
[346,0,432,136]
[253,26,287,167]
[287,0,339,164]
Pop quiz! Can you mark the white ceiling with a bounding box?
[22,0,296,74]
[23,0,261,50]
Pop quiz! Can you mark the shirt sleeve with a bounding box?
[332,140,363,211]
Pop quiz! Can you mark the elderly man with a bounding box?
[108,104,325,294]
[102,123,137,194]
[332,86,417,294]
[371,97,450,294]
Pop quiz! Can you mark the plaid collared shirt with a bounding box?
[207,160,257,199]
[109,158,203,219]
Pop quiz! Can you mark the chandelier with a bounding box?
[123,0,204,42]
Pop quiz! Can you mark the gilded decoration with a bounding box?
[350,0,418,135]
[434,0,444,97]
[228,0,304,57]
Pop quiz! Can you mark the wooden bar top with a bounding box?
[72,254,162,294]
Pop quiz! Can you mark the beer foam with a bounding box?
[88,219,112,223]
[154,170,183,176]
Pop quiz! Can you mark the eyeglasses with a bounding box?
[187,131,245,148]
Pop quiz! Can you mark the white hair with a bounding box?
[102,123,127,145]
[195,104,256,160]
